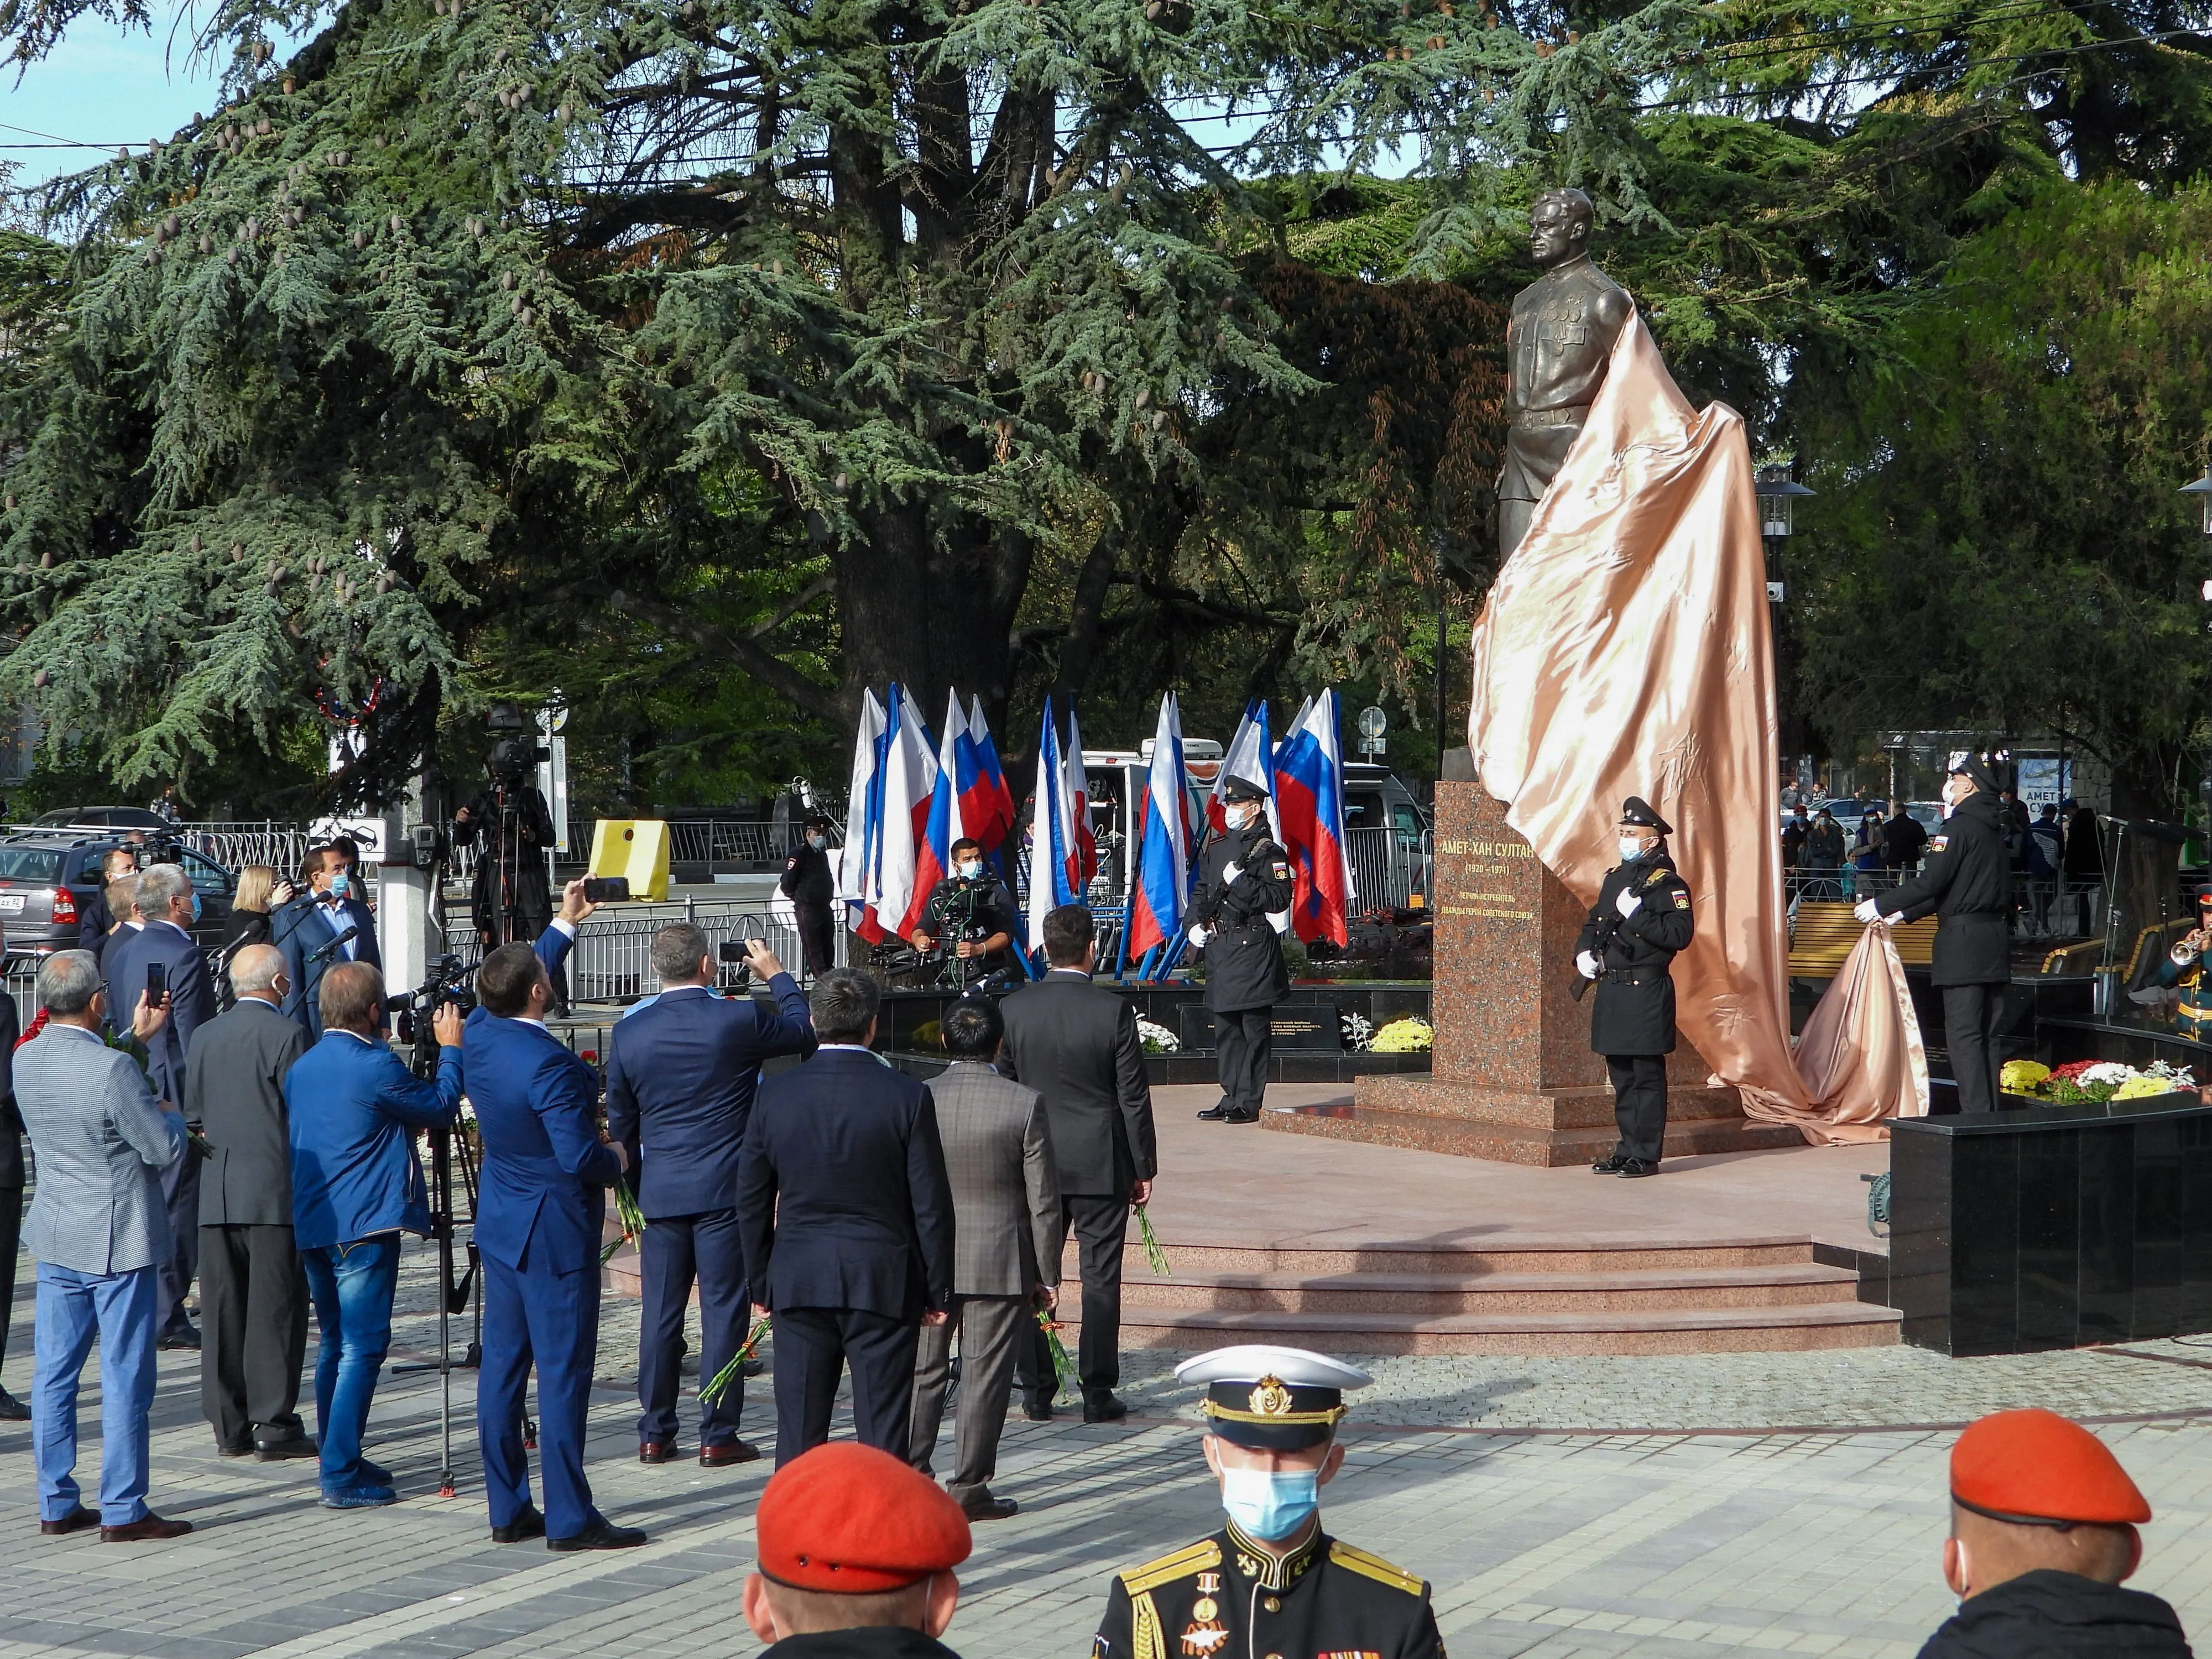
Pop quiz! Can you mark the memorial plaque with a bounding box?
[1270,1000,1341,1052]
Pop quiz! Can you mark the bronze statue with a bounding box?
[1498,188,1633,559]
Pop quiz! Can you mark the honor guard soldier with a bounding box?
[2150,885,2212,1033]
[909,838,1020,989]
[1093,1344,1443,1659]
[1187,780,1293,1124]
[1857,753,2012,1113]
[1575,796,1694,1178]
[778,814,838,982]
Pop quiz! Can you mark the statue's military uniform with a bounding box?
[1499,253,1630,507]
[1094,1524,1443,1659]
[917,873,1021,984]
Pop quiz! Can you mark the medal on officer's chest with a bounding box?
[1181,1584,1229,1657]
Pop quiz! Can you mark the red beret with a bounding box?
[756,1442,972,1593]
[1951,1409,2151,1527]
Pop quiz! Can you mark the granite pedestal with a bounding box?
[1265,782,1801,1166]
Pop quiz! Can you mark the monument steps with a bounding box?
[1064,1237,1898,1355]
[1263,1098,1806,1167]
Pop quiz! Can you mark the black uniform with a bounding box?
[762,1628,965,1659]
[1190,825,1293,1120]
[1576,851,1694,1165]
[1914,1568,2192,1658]
[454,785,557,945]
[779,840,837,979]
[1094,1523,1443,1659]
[1874,790,2011,1113]
[915,874,1021,987]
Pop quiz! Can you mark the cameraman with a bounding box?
[909,839,1019,986]
[454,752,556,949]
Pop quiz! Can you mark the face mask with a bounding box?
[1219,1467,1320,1542]
[807,834,827,850]
[327,871,350,900]
[1616,836,1646,864]
[189,892,202,924]
[956,860,982,879]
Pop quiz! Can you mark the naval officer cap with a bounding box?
[1177,1344,1373,1450]
[1221,776,1269,805]
[1618,796,1671,836]
[1949,752,2001,792]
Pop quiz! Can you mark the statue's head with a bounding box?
[1528,188,1595,268]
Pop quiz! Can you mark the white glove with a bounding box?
[1576,950,1600,980]
[1614,889,1641,919]
[1854,898,1884,925]
[1186,925,1212,949]
[1223,862,1243,885]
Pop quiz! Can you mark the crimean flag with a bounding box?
[841,687,888,936]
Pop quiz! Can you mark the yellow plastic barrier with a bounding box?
[588,819,671,902]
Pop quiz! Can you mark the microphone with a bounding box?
[307,925,359,965]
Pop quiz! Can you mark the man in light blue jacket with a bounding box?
[15,950,189,1541]
[286,961,463,1509]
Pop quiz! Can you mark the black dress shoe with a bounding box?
[1219,1109,1259,1124]
[491,1505,545,1544]
[1021,1398,1055,1421]
[255,1433,320,1462]
[1195,1100,1235,1121]
[549,1518,647,1551]
[699,1440,761,1468]
[0,1387,31,1422]
[40,1505,97,1536]
[156,1323,201,1352]
[962,1494,1020,1521]
[1082,1393,1128,1424]
[1617,1158,1660,1178]
[215,1437,255,1458]
[1591,1152,1629,1175]
[740,1358,766,1378]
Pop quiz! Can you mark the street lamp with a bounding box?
[2182,466,2212,541]
[1754,463,1816,565]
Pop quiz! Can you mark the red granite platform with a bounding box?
[606,1080,1897,1355]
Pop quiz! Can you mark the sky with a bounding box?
[3,20,235,189]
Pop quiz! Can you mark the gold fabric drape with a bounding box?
[1792,925,1930,1140]
[1467,312,1923,1142]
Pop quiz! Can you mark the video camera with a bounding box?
[390,953,478,1046]
[485,702,549,790]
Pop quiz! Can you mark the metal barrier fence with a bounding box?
[179,822,315,877]
[1345,826,1431,911]
[432,895,842,1004]
[1786,866,2107,942]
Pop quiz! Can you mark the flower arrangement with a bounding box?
[1370,1016,1433,1054]
[1135,1018,1179,1055]
[1340,1010,1374,1052]
[2008,1056,2196,1105]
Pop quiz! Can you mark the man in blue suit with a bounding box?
[606,924,814,1467]
[286,962,464,1507]
[276,846,382,1036]
[105,862,217,1352]
[467,881,645,1551]
[736,968,954,1467]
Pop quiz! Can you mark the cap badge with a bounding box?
[1249,1375,1293,1417]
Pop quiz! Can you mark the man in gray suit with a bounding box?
[186,942,315,1460]
[17,951,194,1541]
[999,903,1157,1425]
[909,997,1061,1521]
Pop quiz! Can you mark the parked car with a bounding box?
[0,830,236,959]
[30,806,176,830]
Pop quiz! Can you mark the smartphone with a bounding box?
[717,941,748,963]
[581,875,631,904]
[145,961,168,1001]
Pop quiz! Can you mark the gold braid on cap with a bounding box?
[1200,1373,1350,1428]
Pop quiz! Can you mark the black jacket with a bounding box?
[779,841,835,909]
[999,969,1157,1196]
[1191,823,1293,1012]
[915,875,1020,977]
[764,1630,964,1659]
[1915,1570,2192,1658]
[0,993,21,1188]
[1575,851,1694,1056]
[1875,791,2011,987]
[1884,813,1928,869]
[222,907,274,952]
[456,786,557,930]
[1095,1522,1443,1659]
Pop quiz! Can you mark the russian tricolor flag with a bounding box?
[1025,696,1079,954]
[963,695,1015,852]
[1063,704,1097,893]
[904,691,975,937]
[841,688,888,936]
[1271,688,1355,947]
[866,683,937,944]
[1207,701,1279,841]
[1126,693,1193,957]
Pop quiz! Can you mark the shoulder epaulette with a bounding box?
[1641,867,1673,888]
[1119,1538,1223,1595]
[1327,1540,1427,1597]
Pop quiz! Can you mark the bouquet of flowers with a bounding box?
[2008,1057,2195,1105]
[599,1181,648,1264]
[1036,1311,1076,1391]
[1135,1018,1179,1055]
[700,1314,773,1406]
[1370,1016,1434,1053]
[1135,1203,1171,1276]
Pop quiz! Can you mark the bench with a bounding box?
[1787,900,1937,979]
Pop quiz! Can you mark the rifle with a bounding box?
[1570,878,1626,1003]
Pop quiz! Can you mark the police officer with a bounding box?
[1858,753,2012,1113]
[779,814,838,982]
[1576,796,1694,1178]
[1093,1343,1442,1659]
[2149,885,2212,1033]
[1187,779,1292,1124]
[909,838,1020,989]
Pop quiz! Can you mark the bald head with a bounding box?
[232,943,287,1001]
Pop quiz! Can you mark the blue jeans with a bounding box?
[33,1262,158,1525]
[301,1236,401,1490]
